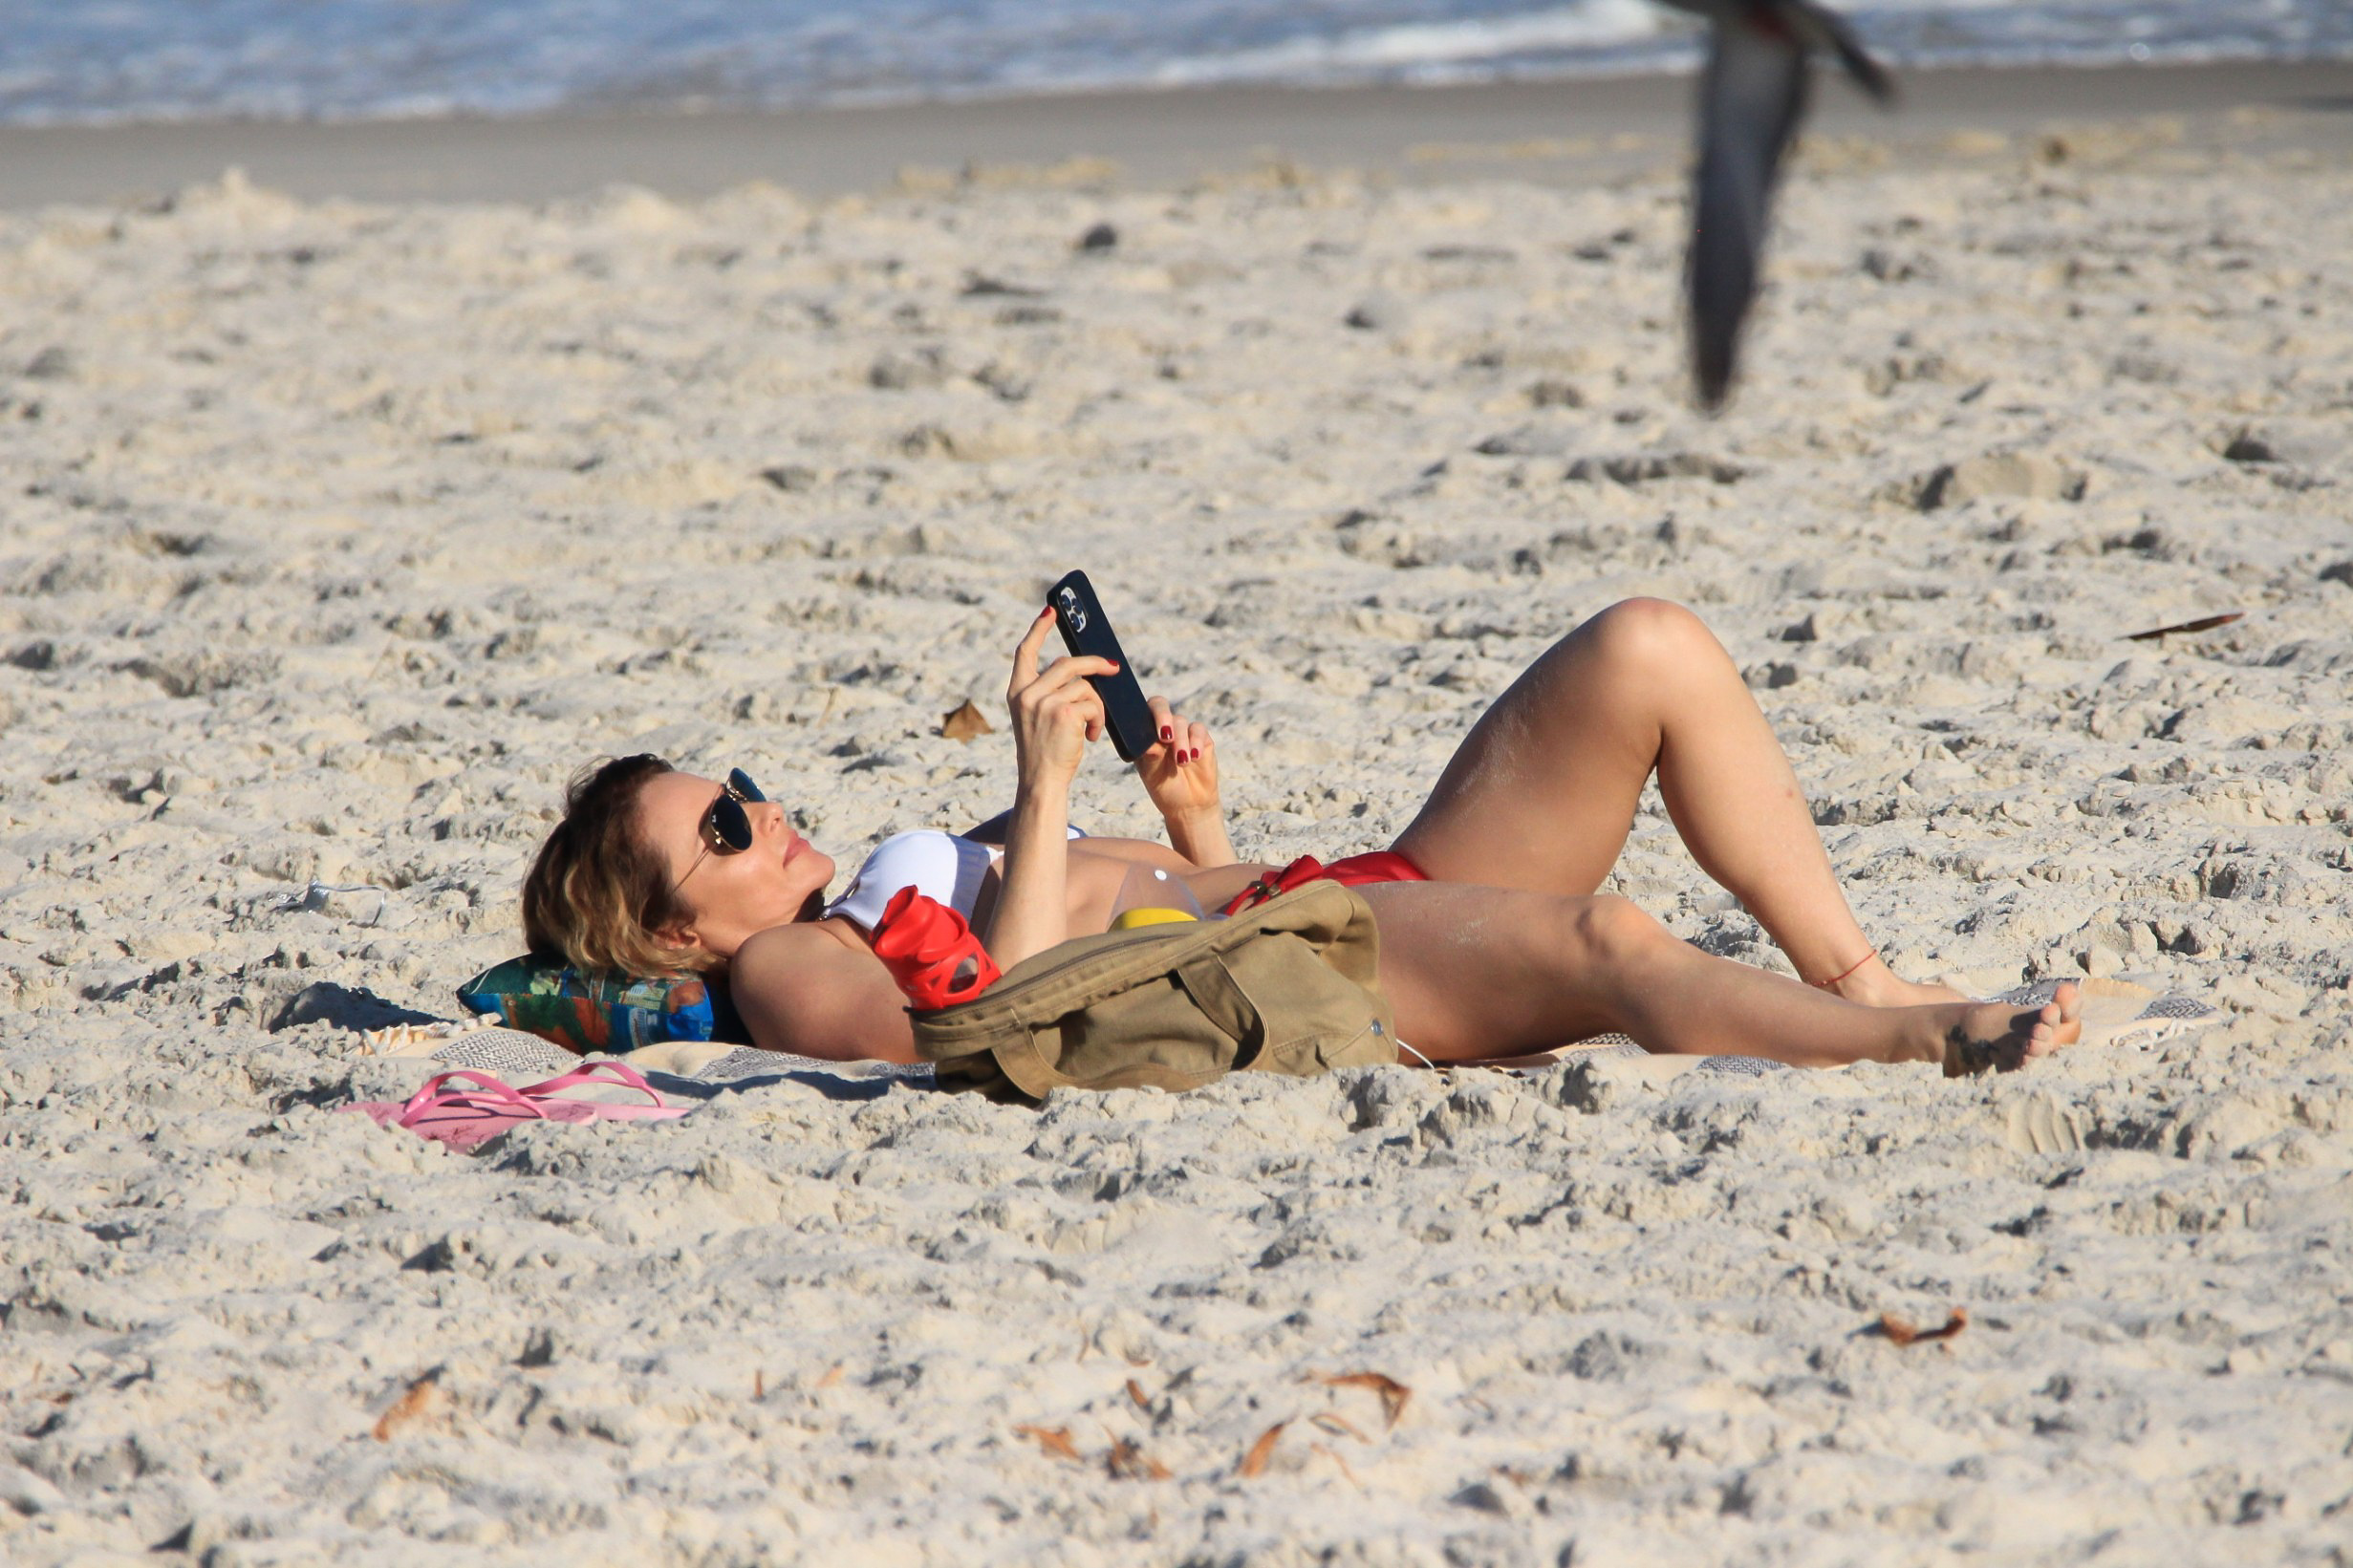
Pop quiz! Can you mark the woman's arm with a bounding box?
[987,770,1074,969]
[985,609,1114,971]
[1162,804,1235,869]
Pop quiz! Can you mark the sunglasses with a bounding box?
[699,768,767,854]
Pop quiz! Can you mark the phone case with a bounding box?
[1046,570,1159,763]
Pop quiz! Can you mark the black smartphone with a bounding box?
[1046,569,1159,763]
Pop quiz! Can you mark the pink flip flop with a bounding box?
[347,1062,687,1151]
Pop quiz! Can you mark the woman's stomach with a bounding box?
[973,838,1275,938]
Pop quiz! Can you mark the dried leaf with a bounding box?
[1309,1411,1368,1442]
[1313,1442,1363,1488]
[1316,1372,1412,1429]
[1106,1436,1170,1481]
[941,698,994,741]
[1239,1421,1287,1478]
[753,1370,765,1401]
[814,1364,844,1389]
[1014,1424,1083,1462]
[372,1372,440,1441]
[2125,612,2243,642]
[1126,1378,1150,1411]
[1880,1307,1969,1347]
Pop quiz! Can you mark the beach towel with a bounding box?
[357,975,2220,1097]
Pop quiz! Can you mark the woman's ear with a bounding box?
[654,918,703,957]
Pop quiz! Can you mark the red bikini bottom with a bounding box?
[1218,849,1428,917]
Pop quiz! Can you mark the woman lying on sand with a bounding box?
[524,597,2080,1073]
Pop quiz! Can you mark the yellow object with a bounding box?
[1112,907,1199,930]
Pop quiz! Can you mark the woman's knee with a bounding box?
[1578,597,1722,673]
[1558,894,1676,973]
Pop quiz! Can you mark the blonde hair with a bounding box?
[521,754,718,977]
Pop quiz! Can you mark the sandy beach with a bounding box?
[4,60,2352,1562]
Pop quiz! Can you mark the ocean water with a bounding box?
[0,0,2344,126]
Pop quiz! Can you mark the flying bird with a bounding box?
[1665,0,1894,409]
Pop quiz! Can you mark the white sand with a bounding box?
[3,103,2351,1563]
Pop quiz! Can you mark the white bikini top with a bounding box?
[824,827,1084,932]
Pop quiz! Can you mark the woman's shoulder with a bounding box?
[738,915,868,963]
[733,917,873,993]
[730,918,912,1062]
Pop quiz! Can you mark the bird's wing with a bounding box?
[1687,13,1809,409]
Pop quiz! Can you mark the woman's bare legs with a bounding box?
[1392,597,1958,1005]
[1359,883,2077,1072]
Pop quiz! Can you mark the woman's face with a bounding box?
[637,769,836,960]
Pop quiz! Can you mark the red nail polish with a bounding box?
[1161,727,1173,741]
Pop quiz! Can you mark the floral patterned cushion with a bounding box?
[456,955,750,1055]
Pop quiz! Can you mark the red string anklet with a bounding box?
[1810,949,1877,990]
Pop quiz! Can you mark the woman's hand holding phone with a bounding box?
[1013,589,1237,870]
[1006,607,1112,798]
[986,609,1114,971]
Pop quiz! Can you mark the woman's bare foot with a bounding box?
[1826,953,1970,1008]
[1935,982,2083,1076]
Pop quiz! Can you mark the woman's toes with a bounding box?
[2051,982,2084,1043]
[2012,990,2084,1064]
